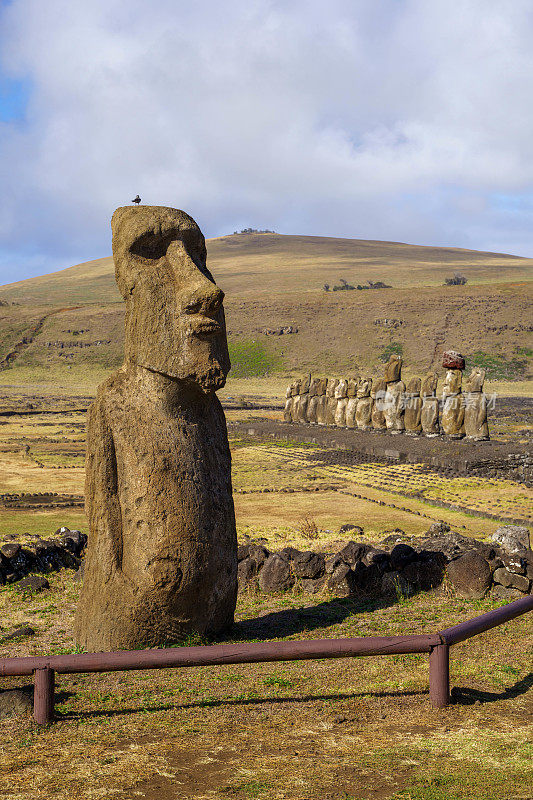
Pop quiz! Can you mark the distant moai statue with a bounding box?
[421,372,439,436]
[355,378,373,430]
[75,206,237,651]
[404,377,422,435]
[371,378,387,431]
[290,378,301,422]
[464,367,490,440]
[296,373,311,423]
[345,377,359,428]
[283,382,294,423]
[306,376,321,423]
[325,378,339,425]
[334,379,348,426]
[315,378,329,425]
[383,355,405,433]
[440,351,465,438]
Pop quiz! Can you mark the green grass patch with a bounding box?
[467,350,528,380]
[379,342,403,363]
[228,339,282,378]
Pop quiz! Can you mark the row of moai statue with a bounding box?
[283,352,489,440]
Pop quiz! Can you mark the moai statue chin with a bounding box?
[355,378,373,430]
[404,377,422,435]
[325,378,339,425]
[441,365,465,438]
[383,356,405,433]
[371,378,387,431]
[334,378,348,426]
[345,377,359,429]
[75,206,237,652]
[297,373,311,423]
[464,367,490,441]
[421,371,439,437]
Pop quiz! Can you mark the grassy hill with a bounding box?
[0,232,532,389]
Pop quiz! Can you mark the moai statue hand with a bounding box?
[334,379,348,426]
[75,206,237,651]
[464,367,489,440]
[371,378,387,431]
[345,377,359,429]
[355,378,373,430]
[421,371,439,436]
[404,377,422,435]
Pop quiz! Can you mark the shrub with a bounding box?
[467,351,527,380]
[228,339,281,378]
[379,342,404,363]
[444,274,467,285]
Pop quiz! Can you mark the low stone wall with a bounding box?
[238,525,533,600]
[0,528,87,586]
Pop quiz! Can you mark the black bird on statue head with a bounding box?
[132,195,141,205]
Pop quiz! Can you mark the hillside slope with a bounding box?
[0,233,531,383]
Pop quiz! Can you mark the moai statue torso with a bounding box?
[355,378,373,430]
[345,378,359,429]
[290,379,301,422]
[325,379,339,425]
[371,378,387,431]
[75,206,237,651]
[306,377,321,424]
[441,367,465,438]
[404,377,422,435]
[296,373,312,423]
[464,367,489,440]
[334,379,348,426]
[421,372,439,436]
[383,355,405,433]
[314,379,328,425]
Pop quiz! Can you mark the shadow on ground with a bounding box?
[451,673,533,704]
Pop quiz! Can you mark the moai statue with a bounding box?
[371,378,387,431]
[334,379,348,426]
[314,378,328,425]
[404,377,422,435]
[464,367,489,441]
[306,376,321,424]
[290,378,301,422]
[421,372,439,436]
[325,378,339,425]
[283,382,294,423]
[440,351,465,438]
[355,378,373,430]
[297,373,311,423]
[383,355,405,433]
[345,377,359,429]
[75,206,237,651]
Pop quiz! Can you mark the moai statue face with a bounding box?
[465,367,486,393]
[316,378,328,396]
[300,374,311,394]
[335,379,348,399]
[112,206,230,393]
[442,369,462,397]
[308,377,321,397]
[384,354,402,383]
[406,377,421,395]
[371,378,386,400]
[357,378,372,398]
[326,379,339,398]
[347,378,358,397]
[290,379,301,397]
[421,372,438,397]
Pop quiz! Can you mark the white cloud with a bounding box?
[1,0,533,282]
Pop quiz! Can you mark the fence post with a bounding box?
[33,667,55,724]
[429,644,449,707]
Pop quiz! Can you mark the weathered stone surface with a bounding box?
[421,372,438,397]
[421,396,439,436]
[75,206,237,651]
[490,585,523,601]
[334,379,348,427]
[441,371,465,438]
[404,377,422,435]
[464,367,485,393]
[258,554,295,593]
[306,377,322,423]
[327,563,355,596]
[492,567,530,593]
[290,379,301,422]
[296,392,309,424]
[446,552,491,599]
[355,379,373,430]
[383,354,402,383]
[325,379,339,425]
[17,575,50,592]
[383,380,405,432]
[283,385,293,423]
[381,570,413,598]
[0,687,33,718]
[442,350,465,370]
[492,525,531,553]
[371,378,387,430]
[464,390,489,441]
[345,397,358,428]
[346,378,358,398]
[315,379,328,425]
[292,551,325,579]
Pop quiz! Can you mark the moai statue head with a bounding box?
[384,354,402,383]
[308,377,321,397]
[112,206,229,393]
[442,369,462,397]
[465,367,486,393]
[421,372,438,397]
[326,378,339,397]
[335,379,348,399]
[357,378,372,398]
[347,377,359,397]
[290,379,301,397]
[406,377,421,395]
[316,378,328,396]
[300,373,311,394]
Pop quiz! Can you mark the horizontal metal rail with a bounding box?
[0,595,531,724]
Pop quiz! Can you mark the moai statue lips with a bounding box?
[371,378,387,431]
[75,207,237,652]
[442,350,465,371]
[384,354,402,383]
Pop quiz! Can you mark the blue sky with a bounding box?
[1,0,533,287]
